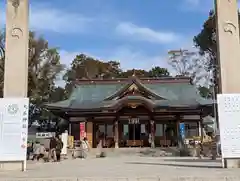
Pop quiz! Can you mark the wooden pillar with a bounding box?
[176,119,179,140]
[176,115,184,149]
[150,120,155,148]
[86,121,93,148]
[197,121,202,137]
[176,115,179,146]
[68,123,72,135]
[200,113,204,142]
[114,120,119,148]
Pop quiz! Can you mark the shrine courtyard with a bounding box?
[0,155,239,181]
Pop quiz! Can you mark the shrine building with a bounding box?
[45,76,213,148]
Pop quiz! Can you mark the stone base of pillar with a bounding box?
[151,142,155,148]
[115,142,119,148]
[224,159,240,168]
[0,162,24,171]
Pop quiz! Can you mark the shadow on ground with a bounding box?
[163,158,221,163]
[139,148,178,157]
[125,161,222,169]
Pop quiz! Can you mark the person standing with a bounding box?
[48,136,57,162]
[96,133,106,158]
[55,136,63,162]
[80,137,89,159]
[32,141,41,161]
[210,133,217,160]
[26,141,33,160]
[37,144,46,161]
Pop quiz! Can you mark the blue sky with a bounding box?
[0,0,213,72]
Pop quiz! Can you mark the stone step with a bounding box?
[85,147,180,157]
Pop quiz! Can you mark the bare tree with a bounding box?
[168,49,210,85]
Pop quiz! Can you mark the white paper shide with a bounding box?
[0,98,29,161]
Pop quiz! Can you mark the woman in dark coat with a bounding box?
[55,136,63,162]
[26,142,33,160]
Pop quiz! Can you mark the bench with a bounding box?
[126,140,144,147]
[159,139,171,147]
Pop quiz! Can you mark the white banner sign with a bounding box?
[217,94,240,159]
[36,132,55,138]
[0,98,29,161]
[61,132,68,155]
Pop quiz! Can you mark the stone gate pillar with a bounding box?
[4,0,29,97]
[215,0,240,93]
[1,0,29,171]
[215,0,240,168]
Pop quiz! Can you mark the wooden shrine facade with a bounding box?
[46,76,213,148]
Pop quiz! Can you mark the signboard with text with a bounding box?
[217,94,240,159]
[80,122,85,138]
[0,98,29,161]
[36,132,55,138]
[179,123,185,140]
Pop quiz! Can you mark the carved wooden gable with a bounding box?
[119,83,150,99]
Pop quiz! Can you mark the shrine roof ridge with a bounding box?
[73,76,191,85]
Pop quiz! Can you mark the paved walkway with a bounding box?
[0,156,239,180]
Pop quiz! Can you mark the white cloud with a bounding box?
[116,22,181,44]
[58,38,199,77]
[0,3,93,33]
[59,47,171,72]
[59,50,79,68]
[55,50,80,87]
[29,5,93,33]
[55,48,173,87]
[106,47,171,71]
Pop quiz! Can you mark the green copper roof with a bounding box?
[69,84,125,101]
[68,82,202,102]
[46,96,213,110]
[45,78,214,110]
[145,83,198,100]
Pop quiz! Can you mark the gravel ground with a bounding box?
[0,156,239,180]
